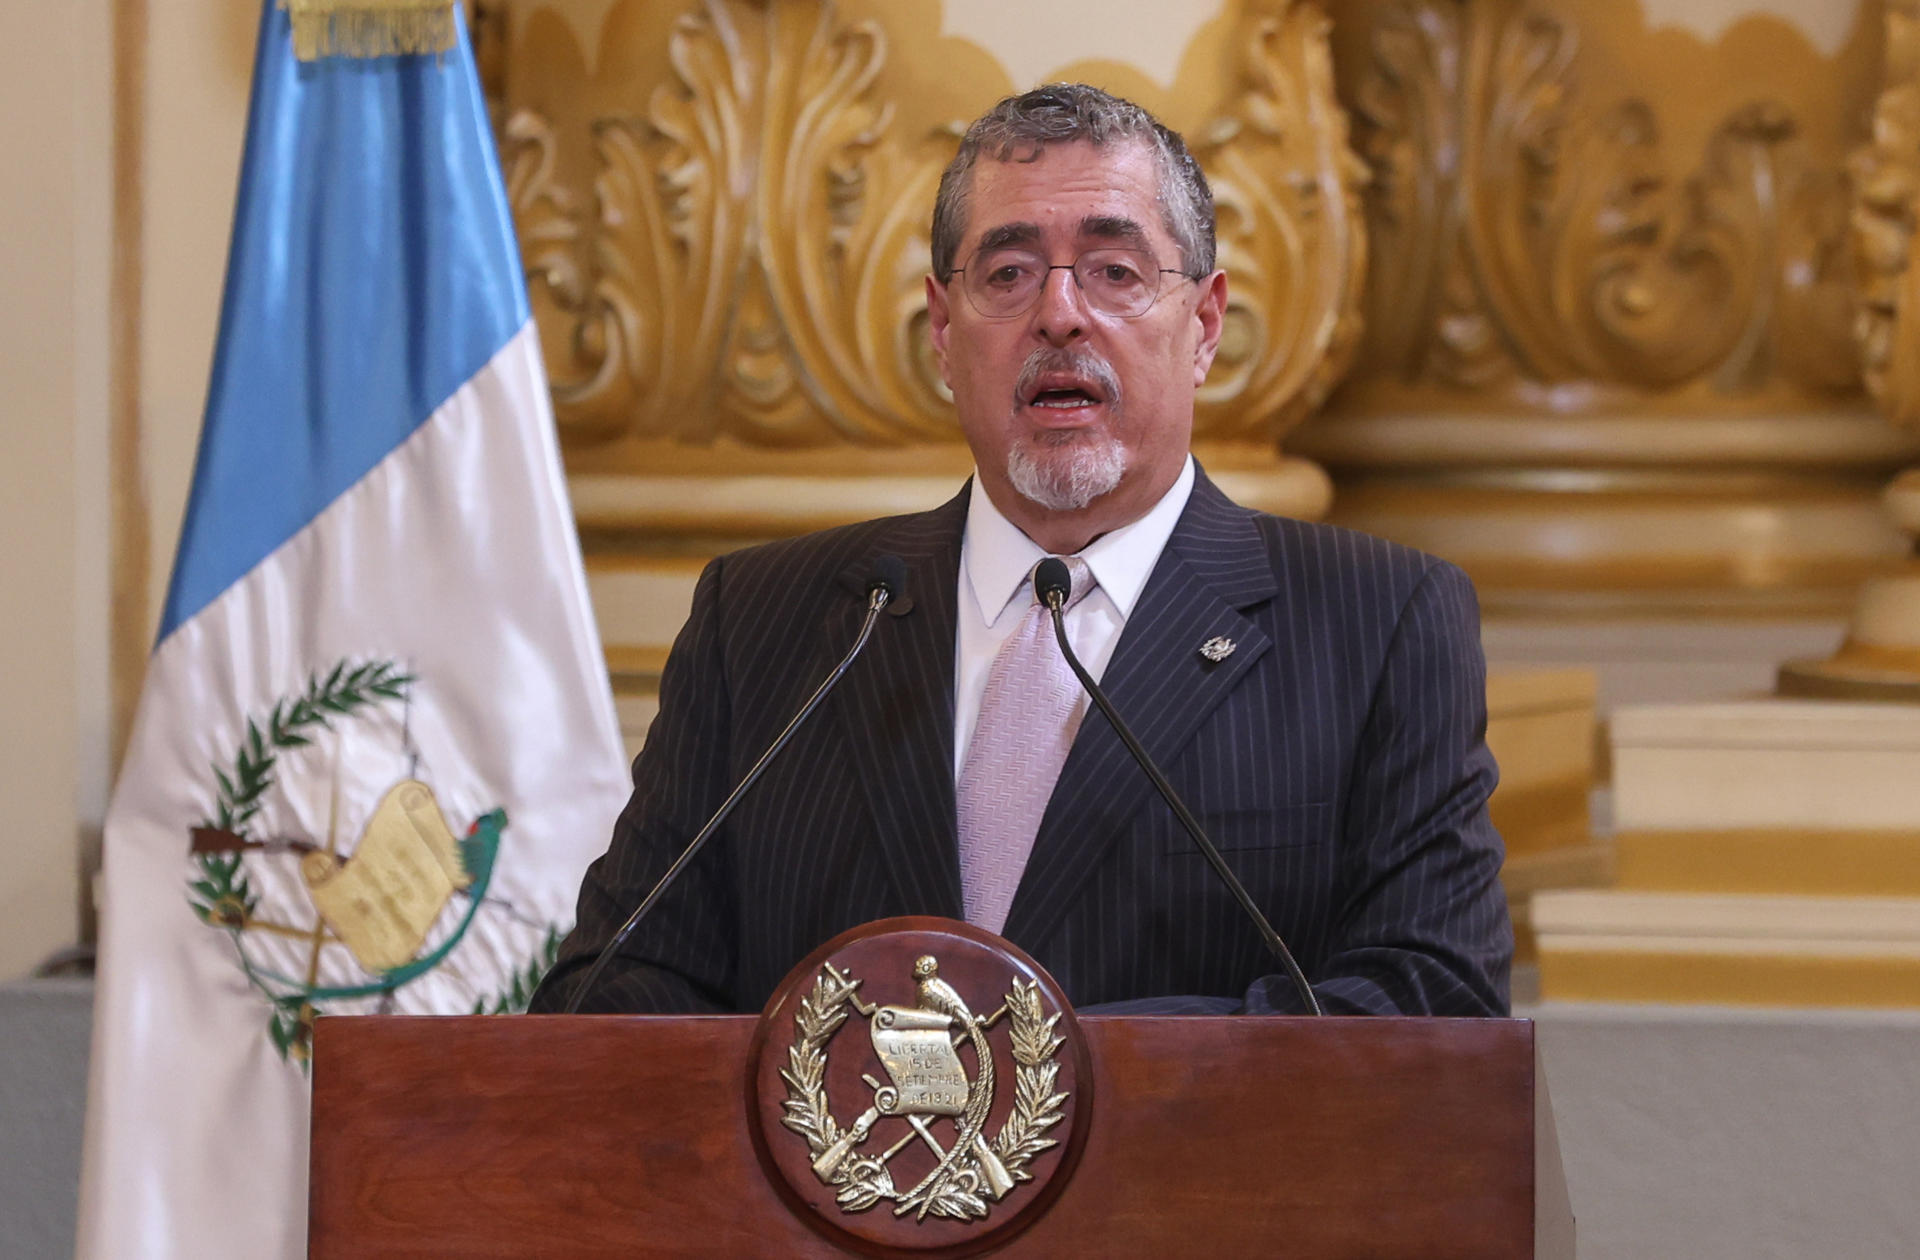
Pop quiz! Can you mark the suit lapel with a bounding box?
[829,490,970,919]
[1003,473,1278,947]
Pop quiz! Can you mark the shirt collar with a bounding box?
[962,455,1196,625]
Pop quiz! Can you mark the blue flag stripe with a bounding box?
[158,3,529,643]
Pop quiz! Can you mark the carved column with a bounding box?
[1779,0,1920,695]
[1300,0,1920,614]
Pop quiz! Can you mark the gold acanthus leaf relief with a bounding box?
[1351,0,1857,396]
[1853,0,1920,431]
[495,0,1366,451]
[1194,1,1369,439]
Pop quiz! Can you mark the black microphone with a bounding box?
[1032,557,1323,1016]
[563,554,909,1013]
[869,553,908,605]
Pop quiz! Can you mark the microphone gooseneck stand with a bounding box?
[564,558,906,1014]
[1032,557,1323,1017]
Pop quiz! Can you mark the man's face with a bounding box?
[927,140,1228,548]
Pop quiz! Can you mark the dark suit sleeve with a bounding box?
[529,558,740,1013]
[1244,559,1511,1016]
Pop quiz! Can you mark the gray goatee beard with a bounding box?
[1006,349,1127,512]
[1007,433,1128,512]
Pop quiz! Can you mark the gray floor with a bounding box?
[0,980,91,1260]
[10,980,1920,1258]
[1527,1001,1920,1260]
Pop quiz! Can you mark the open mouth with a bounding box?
[1028,386,1102,409]
[1014,350,1121,420]
[1021,371,1110,414]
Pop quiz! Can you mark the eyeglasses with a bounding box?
[947,247,1196,319]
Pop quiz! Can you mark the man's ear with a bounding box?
[1191,270,1228,387]
[926,274,954,389]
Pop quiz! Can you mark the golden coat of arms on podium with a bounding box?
[751,920,1090,1254]
[782,954,1065,1221]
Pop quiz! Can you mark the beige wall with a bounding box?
[0,0,250,974]
[1645,0,1861,54]
[0,0,113,976]
[138,4,256,642]
[938,4,1219,90]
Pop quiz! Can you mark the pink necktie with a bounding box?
[957,556,1096,935]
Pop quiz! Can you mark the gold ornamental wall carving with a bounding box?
[1334,0,1863,408]
[476,0,1920,613]
[1770,0,1920,696]
[1295,0,1920,611]
[481,0,1366,473]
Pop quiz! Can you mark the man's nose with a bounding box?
[1032,266,1088,345]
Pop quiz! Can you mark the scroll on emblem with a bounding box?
[300,780,469,972]
[870,1004,970,1117]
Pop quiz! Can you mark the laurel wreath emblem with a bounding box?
[779,966,1068,1221]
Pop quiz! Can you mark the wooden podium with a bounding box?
[310,921,1572,1257]
[311,1015,1571,1256]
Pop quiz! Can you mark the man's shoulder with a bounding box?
[1190,491,1484,663]
[704,493,965,596]
[1190,477,1466,597]
[1268,514,1464,588]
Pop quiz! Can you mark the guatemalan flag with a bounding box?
[77,4,630,1255]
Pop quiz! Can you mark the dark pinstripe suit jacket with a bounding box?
[533,471,1511,1016]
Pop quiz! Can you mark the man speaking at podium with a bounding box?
[533,85,1511,1018]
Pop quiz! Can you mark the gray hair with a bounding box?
[930,83,1216,281]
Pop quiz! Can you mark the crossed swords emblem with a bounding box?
[808,955,1018,1217]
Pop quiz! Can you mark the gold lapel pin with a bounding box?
[1198,636,1236,663]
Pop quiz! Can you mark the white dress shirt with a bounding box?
[953,456,1196,778]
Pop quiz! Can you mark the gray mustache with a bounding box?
[1015,348,1122,406]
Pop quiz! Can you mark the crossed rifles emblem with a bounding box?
[782,954,1068,1223]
